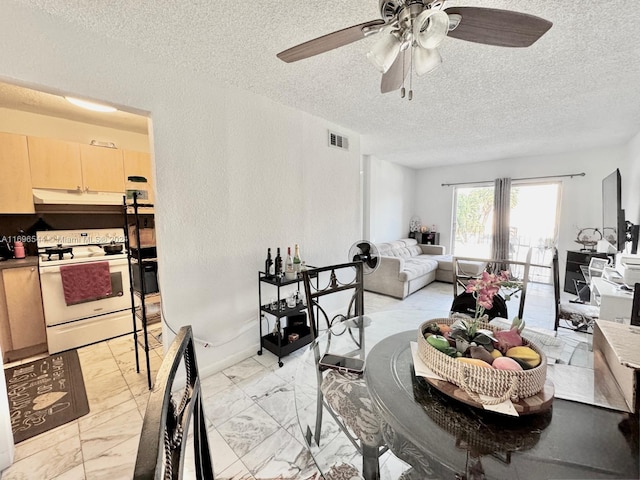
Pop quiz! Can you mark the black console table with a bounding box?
[409,231,440,245]
[564,250,608,295]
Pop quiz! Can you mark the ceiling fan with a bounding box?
[277,0,552,98]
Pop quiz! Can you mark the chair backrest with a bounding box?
[551,248,561,320]
[302,261,364,339]
[452,248,533,320]
[134,326,213,480]
[631,283,640,327]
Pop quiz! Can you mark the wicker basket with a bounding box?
[417,318,547,405]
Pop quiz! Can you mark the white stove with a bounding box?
[36,229,134,353]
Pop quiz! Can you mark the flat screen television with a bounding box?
[602,169,627,252]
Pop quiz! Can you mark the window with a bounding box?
[453,182,561,282]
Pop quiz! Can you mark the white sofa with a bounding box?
[364,238,485,299]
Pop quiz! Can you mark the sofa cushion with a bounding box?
[398,257,439,281]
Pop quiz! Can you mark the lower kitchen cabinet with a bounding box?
[0,264,47,363]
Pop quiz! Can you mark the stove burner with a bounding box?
[45,245,74,261]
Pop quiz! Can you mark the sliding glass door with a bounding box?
[453,182,561,281]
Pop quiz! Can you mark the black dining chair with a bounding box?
[133,326,214,479]
[302,261,386,480]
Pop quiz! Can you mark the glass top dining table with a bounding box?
[293,310,639,480]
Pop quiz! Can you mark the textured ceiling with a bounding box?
[8,0,640,168]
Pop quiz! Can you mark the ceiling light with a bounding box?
[413,47,442,76]
[65,96,117,113]
[413,10,449,49]
[367,30,401,74]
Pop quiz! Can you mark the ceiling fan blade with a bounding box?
[277,19,386,63]
[380,48,410,94]
[445,7,552,47]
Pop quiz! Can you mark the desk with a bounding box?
[591,277,634,321]
[295,311,639,479]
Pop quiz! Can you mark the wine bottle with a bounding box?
[264,248,273,278]
[293,244,301,272]
[285,246,294,274]
[274,248,282,278]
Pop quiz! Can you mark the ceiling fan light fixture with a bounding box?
[413,46,442,76]
[413,9,449,49]
[367,30,401,73]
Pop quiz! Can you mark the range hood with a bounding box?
[33,188,123,205]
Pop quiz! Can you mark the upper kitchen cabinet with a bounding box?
[79,144,125,193]
[28,136,83,190]
[0,132,35,213]
[123,150,154,204]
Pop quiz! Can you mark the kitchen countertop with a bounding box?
[0,256,39,270]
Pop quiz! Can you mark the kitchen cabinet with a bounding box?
[0,262,47,363]
[79,143,125,192]
[123,150,154,204]
[0,132,34,213]
[28,136,83,190]
[28,136,125,193]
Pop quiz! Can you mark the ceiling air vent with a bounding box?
[328,131,349,151]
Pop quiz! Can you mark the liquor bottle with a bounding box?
[285,247,294,274]
[264,248,273,278]
[293,244,301,272]
[274,248,282,278]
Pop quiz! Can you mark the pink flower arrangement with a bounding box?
[465,270,513,319]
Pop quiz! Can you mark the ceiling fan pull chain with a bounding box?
[400,47,406,98]
[409,49,414,101]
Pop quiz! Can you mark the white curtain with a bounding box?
[491,177,511,269]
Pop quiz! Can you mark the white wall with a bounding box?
[625,132,640,225]
[0,1,361,374]
[415,146,628,273]
[0,108,150,152]
[365,155,417,243]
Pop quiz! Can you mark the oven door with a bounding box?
[39,257,132,326]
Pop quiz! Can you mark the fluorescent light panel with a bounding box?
[65,96,117,113]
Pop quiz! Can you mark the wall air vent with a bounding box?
[328,131,349,151]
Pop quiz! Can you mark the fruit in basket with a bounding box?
[490,349,503,360]
[494,317,525,353]
[506,346,541,368]
[492,356,523,371]
[469,345,495,365]
[457,357,492,368]
[426,334,458,357]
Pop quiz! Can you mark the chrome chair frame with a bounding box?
[302,261,385,480]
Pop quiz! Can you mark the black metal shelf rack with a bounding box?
[257,270,316,367]
[124,193,159,390]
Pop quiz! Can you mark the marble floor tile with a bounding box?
[201,371,236,396]
[83,434,139,480]
[201,383,256,427]
[217,460,256,480]
[236,368,289,402]
[1,435,83,480]
[51,463,87,480]
[78,397,140,434]
[80,408,143,461]
[217,403,281,458]
[12,421,79,462]
[83,369,134,417]
[182,424,240,478]
[223,358,268,384]
[241,426,318,480]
